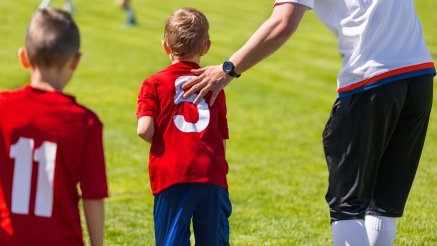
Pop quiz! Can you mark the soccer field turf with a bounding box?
[1,0,436,245]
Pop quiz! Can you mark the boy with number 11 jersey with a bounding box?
[136,7,231,245]
[0,9,108,246]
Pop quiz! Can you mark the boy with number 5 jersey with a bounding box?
[136,7,231,245]
[0,9,108,246]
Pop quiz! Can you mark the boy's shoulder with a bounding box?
[0,86,102,127]
[146,64,178,82]
[72,101,103,128]
[146,62,200,83]
[0,87,32,111]
[53,93,103,129]
[141,62,201,94]
[0,86,27,102]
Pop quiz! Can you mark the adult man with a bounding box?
[182,1,435,245]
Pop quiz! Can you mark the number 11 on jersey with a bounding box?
[10,137,57,217]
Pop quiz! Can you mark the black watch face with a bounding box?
[223,62,233,73]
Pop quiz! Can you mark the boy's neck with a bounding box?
[171,55,201,65]
[29,66,70,92]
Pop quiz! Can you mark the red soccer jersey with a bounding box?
[137,61,229,195]
[0,86,108,246]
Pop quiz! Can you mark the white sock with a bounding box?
[365,215,396,246]
[332,219,370,246]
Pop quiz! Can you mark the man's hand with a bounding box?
[182,65,233,105]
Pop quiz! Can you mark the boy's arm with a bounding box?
[137,116,155,143]
[83,199,105,246]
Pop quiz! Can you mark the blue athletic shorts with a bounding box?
[154,183,232,246]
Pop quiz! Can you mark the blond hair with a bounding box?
[26,8,80,68]
[164,7,209,59]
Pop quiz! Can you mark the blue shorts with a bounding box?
[154,183,232,246]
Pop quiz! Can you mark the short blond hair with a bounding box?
[26,8,80,68]
[164,7,209,59]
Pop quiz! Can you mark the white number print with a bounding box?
[10,137,57,217]
[173,76,210,133]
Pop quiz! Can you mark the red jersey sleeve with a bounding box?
[217,90,229,139]
[79,116,109,199]
[137,77,159,120]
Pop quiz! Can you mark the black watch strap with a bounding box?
[223,60,241,78]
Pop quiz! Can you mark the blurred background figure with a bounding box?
[115,0,137,26]
[39,0,74,13]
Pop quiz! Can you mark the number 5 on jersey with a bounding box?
[10,137,57,217]
[173,76,210,133]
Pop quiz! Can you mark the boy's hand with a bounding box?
[182,65,233,105]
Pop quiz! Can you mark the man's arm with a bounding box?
[137,116,155,143]
[83,199,105,246]
[182,3,308,105]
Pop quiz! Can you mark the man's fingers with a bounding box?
[209,90,220,106]
[191,67,207,75]
[182,65,224,103]
[193,95,203,105]
[183,85,197,99]
[182,75,201,90]
[193,87,210,105]
[183,80,207,99]
[181,67,207,90]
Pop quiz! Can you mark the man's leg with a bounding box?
[323,81,411,246]
[333,220,369,246]
[366,75,433,246]
[365,215,396,246]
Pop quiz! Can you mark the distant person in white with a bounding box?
[39,0,74,13]
[182,0,436,245]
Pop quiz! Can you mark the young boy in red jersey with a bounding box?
[136,7,231,245]
[0,9,108,246]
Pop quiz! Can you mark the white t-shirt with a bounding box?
[275,0,435,97]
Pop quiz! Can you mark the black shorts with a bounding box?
[322,74,434,222]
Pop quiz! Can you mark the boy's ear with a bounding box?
[203,40,211,55]
[162,40,171,55]
[18,48,30,69]
[69,52,81,70]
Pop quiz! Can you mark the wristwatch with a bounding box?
[222,60,241,78]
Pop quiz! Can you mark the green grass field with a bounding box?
[1,0,436,245]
